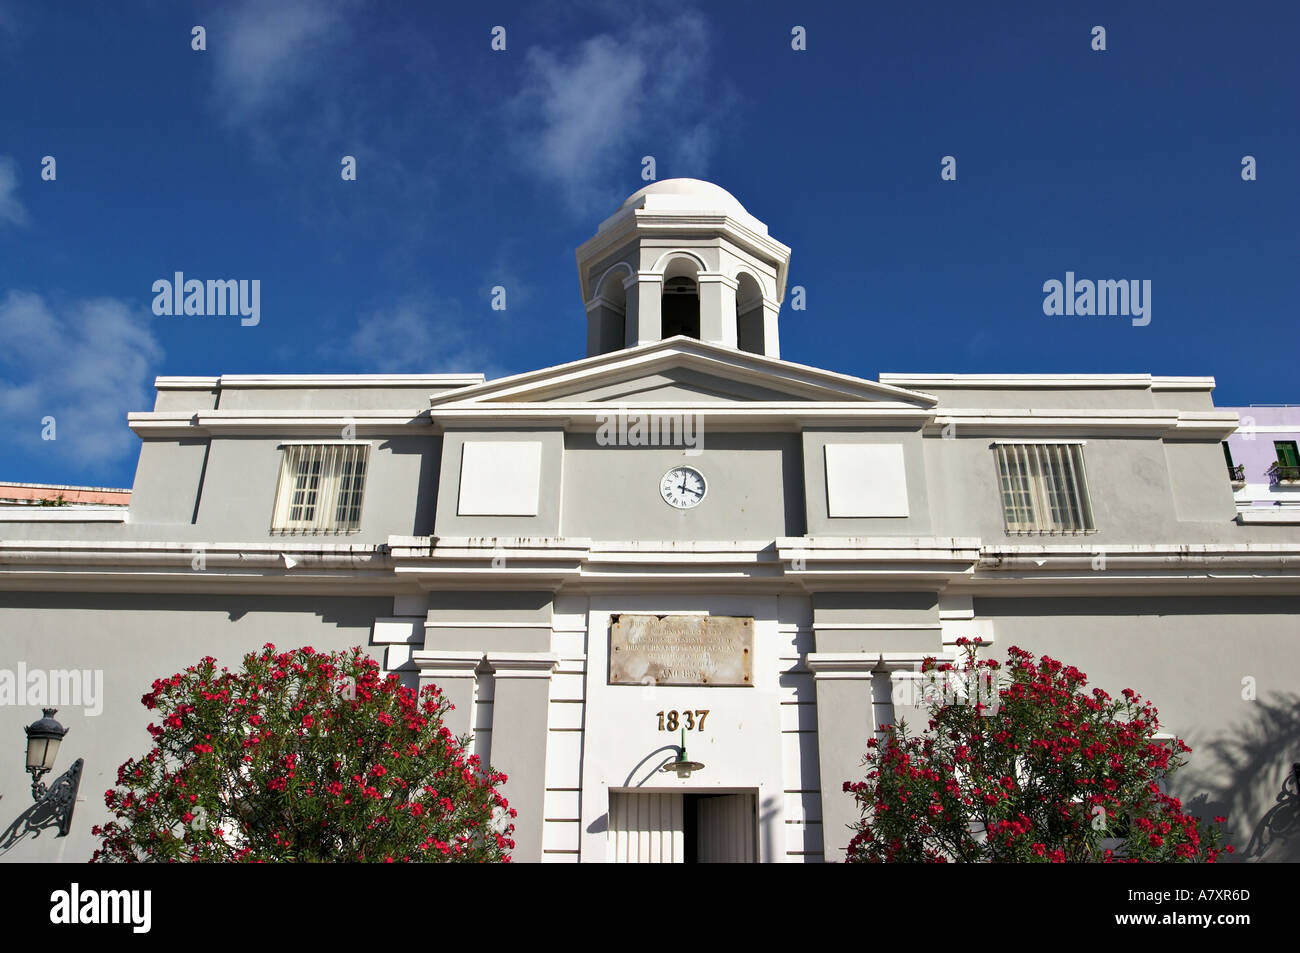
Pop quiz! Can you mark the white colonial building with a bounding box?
[3,179,1298,862]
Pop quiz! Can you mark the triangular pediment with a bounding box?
[429,337,937,408]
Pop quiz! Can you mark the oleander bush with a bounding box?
[92,644,513,862]
[845,642,1230,863]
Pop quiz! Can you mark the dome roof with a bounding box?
[618,178,750,216]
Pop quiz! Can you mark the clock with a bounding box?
[660,466,707,509]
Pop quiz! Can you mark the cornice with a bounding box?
[128,410,434,437]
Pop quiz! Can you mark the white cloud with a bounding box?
[0,155,29,227]
[0,291,163,467]
[511,11,722,212]
[341,295,501,377]
[210,0,354,127]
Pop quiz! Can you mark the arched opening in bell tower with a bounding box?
[735,272,765,354]
[661,258,701,340]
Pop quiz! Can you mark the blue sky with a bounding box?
[1,0,1296,488]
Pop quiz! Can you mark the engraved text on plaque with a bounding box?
[609,614,753,686]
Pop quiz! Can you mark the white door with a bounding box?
[696,793,757,863]
[609,791,684,862]
[609,792,757,862]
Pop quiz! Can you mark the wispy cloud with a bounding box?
[0,155,29,227]
[510,10,725,212]
[209,0,354,129]
[0,291,163,469]
[338,294,503,377]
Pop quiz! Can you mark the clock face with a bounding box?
[660,466,707,509]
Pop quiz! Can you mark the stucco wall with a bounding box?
[560,432,805,540]
[974,595,1300,863]
[0,592,389,863]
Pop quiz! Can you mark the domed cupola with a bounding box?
[575,178,792,359]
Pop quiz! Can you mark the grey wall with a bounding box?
[976,595,1300,862]
[560,432,805,540]
[923,433,1249,544]
[434,429,565,537]
[802,428,931,536]
[0,592,388,863]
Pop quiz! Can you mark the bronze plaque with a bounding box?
[609,614,753,686]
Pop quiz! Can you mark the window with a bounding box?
[271,444,368,534]
[1271,441,1300,484]
[1223,442,1244,483]
[994,442,1095,535]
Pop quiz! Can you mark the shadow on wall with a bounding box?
[1185,692,1300,862]
[0,761,82,857]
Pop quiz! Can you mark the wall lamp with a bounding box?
[660,728,705,778]
[24,708,84,837]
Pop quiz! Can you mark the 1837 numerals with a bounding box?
[657,709,709,731]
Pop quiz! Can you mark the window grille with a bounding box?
[270,444,368,534]
[994,443,1094,535]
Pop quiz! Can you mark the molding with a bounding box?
[806,651,952,677]
[426,336,938,409]
[576,209,792,301]
[1236,510,1300,524]
[880,373,1215,390]
[485,652,560,678]
[129,410,433,437]
[695,272,740,290]
[154,376,220,389]
[0,507,127,523]
[812,622,942,630]
[925,409,1239,440]
[213,374,484,388]
[411,650,485,678]
[4,534,1299,598]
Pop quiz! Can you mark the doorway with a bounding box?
[609,791,757,862]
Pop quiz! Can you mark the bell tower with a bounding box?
[575,179,792,359]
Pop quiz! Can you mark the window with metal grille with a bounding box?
[270,444,368,534]
[993,442,1095,535]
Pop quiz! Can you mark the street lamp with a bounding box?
[23,708,83,837]
[24,708,67,799]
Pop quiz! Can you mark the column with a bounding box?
[761,300,781,358]
[411,650,483,738]
[697,273,738,347]
[805,652,879,863]
[485,651,559,862]
[626,272,661,346]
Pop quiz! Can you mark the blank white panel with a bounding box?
[457,441,542,516]
[550,672,586,701]
[547,701,585,729]
[544,789,581,820]
[784,791,823,823]
[824,443,909,517]
[786,820,824,854]
[542,820,581,851]
[544,730,584,789]
[780,702,817,732]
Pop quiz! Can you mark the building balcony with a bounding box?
[1227,464,1245,488]
[1267,462,1300,485]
